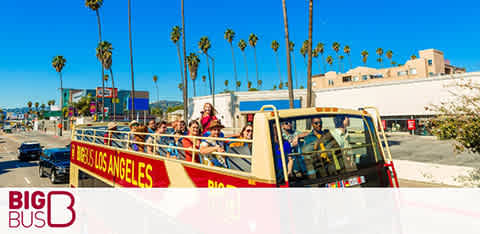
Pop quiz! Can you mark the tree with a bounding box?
[27,101,33,114]
[326,55,334,69]
[178,83,184,92]
[181,0,188,123]
[300,40,308,66]
[339,55,345,73]
[238,39,249,89]
[248,33,260,87]
[96,40,118,120]
[85,0,106,121]
[73,94,94,116]
[289,41,298,89]
[128,0,137,120]
[202,75,207,95]
[187,52,200,97]
[391,61,397,66]
[257,80,262,89]
[271,40,282,84]
[411,54,417,60]
[199,36,213,98]
[279,81,284,89]
[247,81,252,89]
[224,29,238,91]
[332,42,341,72]
[315,42,326,73]
[153,75,159,104]
[170,26,185,94]
[40,103,46,111]
[282,0,294,108]
[236,81,241,90]
[343,45,351,70]
[427,79,480,154]
[306,0,313,108]
[34,102,39,113]
[386,50,393,67]
[361,50,369,64]
[52,55,66,136]
[224,79,229,91]
[273,85,277,90]
[376,48,384,67]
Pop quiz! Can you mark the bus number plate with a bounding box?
[326,176,366,188]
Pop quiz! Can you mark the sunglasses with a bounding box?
[245,129,253,133]
[312,121,322,125]
[282,122,291,125]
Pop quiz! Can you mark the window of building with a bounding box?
[353,76,359,82]
[397,71,408,76]
[371,74,383,79]
[342,76,352,82]
[428,59,433,66]
[409,68,417,75]
[328,80,334,86]
[362,75,368,80]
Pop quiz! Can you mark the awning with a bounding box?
[239,99,301,112]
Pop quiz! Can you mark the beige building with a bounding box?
[313,49,466,90]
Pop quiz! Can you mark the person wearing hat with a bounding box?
[104,122,118,146]
[199,120,228,168]
[125,120,140,150]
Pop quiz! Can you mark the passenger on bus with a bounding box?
[331,116,351,148]
[200,103,218,135]
[182,120,201,162]
[147,120,156,134]
[167,130,182,159]
[175,120,188,135]
[229,124,253,151]
[146,121,169,155]
[126,120,140,150]
[199,120,228,168]
[303,118,329,147]
[132,126,148,152]
[104,122,117,146]
[272,124,294,182]
[281,120,309,149]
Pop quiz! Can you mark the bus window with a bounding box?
[271,114,387,187]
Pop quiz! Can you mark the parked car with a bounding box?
[3,126,12,133]
[39,147,70,184]
[18,142,43,161]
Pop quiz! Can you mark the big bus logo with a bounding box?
[8,191,76,228]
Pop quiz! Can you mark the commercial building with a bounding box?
[313,49,466,90]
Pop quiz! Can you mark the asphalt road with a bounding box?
[0,131,69,187]
[0,131,454,188]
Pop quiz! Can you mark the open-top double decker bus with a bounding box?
[69,105,399,188]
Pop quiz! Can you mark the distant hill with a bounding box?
[150,100,182,111]
[4,107,31,113]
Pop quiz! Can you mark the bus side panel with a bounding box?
[183,166,276,188]
[71,141,171,188]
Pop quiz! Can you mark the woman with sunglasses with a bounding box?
[229,124,253,150]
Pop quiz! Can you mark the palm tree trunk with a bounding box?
[282,0,295,108]
[155,83,159,108]
[96,10,105,122]
[229,43,238,91]
[242,51,249,89]
[349,54,352,70]
[193,80,196,97]
[59,72,63,137]
[253,48,259,87]
[109,68,116,121]
[205,54,212,95]
[336,53,340,73]
[181,0,188,123]
[275,52,282,84]
[306,0,313,108]
[128,0,136,120]
[322,53,326,73]
[176,43,185,89]
[292,53,298,89]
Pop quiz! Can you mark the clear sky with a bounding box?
[1,0,479,108]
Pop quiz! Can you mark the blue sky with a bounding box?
[1,0,479,108]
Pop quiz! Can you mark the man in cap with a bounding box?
[126,120,140,150]
[199,120,227,167]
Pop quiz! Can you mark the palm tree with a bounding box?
[279,81,284,89]
[282,0,295,108]
[40,103,46,111]
[411,54,417,60]
[128,0,136,120]
[27,101,33,114]
[181,0,188,123]
[343,45,351,70]
[376,48,384,67]
[361,50,369,64]
[96,40,117,120]
[224,29,238,90]
[171,26,184,90]
[178,83,184,92]
[271,40,282,84]
[332,42,341,72]
[47,100,52,110]
[247,81,252,89]
[257,80,262,89]
[289,41,298,89]
[326,55,334,70]
[224,80,229,91]
[385,50,393,67]
[339,55,345,73]
[315,42,326,73]
[236,81,241,90]
[238,39,249,89]
[85,0,106,121]
[273,85,277,90]
[306,0,313,108]
[248,33,260,87]
[187,52,200,97]
[153,75,159,105]
[300,40,308,66]
[35,102,39,114]
[202,75,207,95]
[392,61,397,66]
[312,48,319,72]
[52,55,66,136]
[199,37,213,96]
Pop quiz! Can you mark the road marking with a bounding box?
[24,177,31,184]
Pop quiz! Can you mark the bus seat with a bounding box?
[226,145,252,172]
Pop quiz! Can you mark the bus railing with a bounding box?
[72,127,254,172]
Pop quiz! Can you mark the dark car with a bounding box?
[18,142,43,161]
[39,148,70,184]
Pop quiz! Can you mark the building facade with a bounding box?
[313,49,466,90]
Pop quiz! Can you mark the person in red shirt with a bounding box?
[182,120,201,162]
[200,103,218,135]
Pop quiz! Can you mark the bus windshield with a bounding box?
[271,114,385,187]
